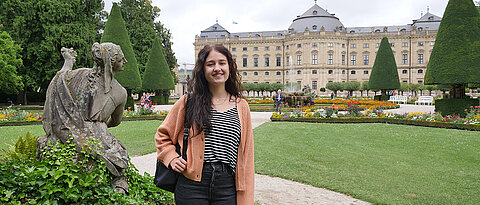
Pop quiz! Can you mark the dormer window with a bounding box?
[313,10,318,15]
[234,35,239,38]
[312,25,317,30]
[350,30,355,33]
[400,28,406,31]
[375,29,380,32]
[213,26,217,30]
[428,16,434,20]
[255,34,260,37]
[418,27,423,31]
[277,33,283,36]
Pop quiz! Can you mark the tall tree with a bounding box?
[0,0,106,104]
[101,2,141,91]
[142,36,174,97]
[0,31,23,95]
[424,0,480,99]
[118,0,177,82]
[369,37,400,96]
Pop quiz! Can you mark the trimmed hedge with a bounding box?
[435,98,479,117]
[271,117,480,131]
[125,96,135,109]
[374,95,391,101]
[151,95,167,105]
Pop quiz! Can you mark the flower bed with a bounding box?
[0,108,42,122]
[271,106,480,131]
[248,98,399,112]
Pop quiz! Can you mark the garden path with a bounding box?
[135,104,433,204]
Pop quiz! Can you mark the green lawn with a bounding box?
[254,122,480,204]
[0,120,162,156]
[2,121,480,204]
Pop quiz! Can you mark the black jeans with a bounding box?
[175,162,237,205]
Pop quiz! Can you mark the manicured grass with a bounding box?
[0,120,162,157]
[254,122,480,204]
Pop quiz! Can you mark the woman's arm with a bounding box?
[155,95,187,167]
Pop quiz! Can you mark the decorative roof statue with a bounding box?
[38,42,129,193]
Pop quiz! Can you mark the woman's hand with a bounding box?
[170,157,187,173]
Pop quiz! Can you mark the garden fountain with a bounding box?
[282,56,314,107]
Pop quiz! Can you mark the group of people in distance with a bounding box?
[140,93,152,110]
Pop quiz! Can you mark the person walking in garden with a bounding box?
[274,89,284,113]
[155,44,254,205]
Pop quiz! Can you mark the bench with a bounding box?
[387,95,407,104]
[415,96,434,105]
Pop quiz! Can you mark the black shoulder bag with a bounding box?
[154,93,190,192]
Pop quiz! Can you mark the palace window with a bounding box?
[328,70,333,74]
[312,43,317,47]
[297,70,301,74]
[402,42,408,47]
[351,55,356,65]
[402,70,408,74]
[402,54,408,64]
[243,72,247,76]
[297,44,302,48]
[418,54,424,64]
[418,42,424,46]
[265,57,270,67]
[418,69,423,74]
[312,70,318,74]
[297,55,302,65]
[363,55,369,65]
[254,47,258,51]
[351,70,356,74]
[312,81,317,89]
[312,25,317,30]
[342,55,345,65]
[265,46,269,51]
[276,57,281,66]
[327,54,333,65]
[376,43,380,48]
[351,44,356,48]
[243,58,247,67]
[254,72,258,76]
[232,47,236,51]
[363,43,369,48]
[390,43,395,47]
[265,71,269,76]
[312,54,318,65]
[243,47,247,51]
[276,71,281,75]
[328,42,333,47]
[254,57,258,67]
[276,46,281,50]
[364,70,368,74]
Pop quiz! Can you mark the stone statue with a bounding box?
[38,43,129,193]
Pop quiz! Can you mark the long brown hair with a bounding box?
[186,44,243,132]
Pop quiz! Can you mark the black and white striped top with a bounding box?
[204,107,241,172]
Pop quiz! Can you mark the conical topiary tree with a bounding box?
[101,3,141,92]
[424,0,480,99]
[142,36,174,104]
[369,37,400,98]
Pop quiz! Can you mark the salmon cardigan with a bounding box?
[155,94,254,204]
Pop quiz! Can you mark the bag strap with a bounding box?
[181,92,191,161]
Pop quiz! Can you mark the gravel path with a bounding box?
[133,104,431,204]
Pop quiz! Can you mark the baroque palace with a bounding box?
[194,3,441,93]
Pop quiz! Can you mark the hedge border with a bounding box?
[0,116,166,127]
[271,117,480,131]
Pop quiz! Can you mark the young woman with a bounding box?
[155,44,254,204]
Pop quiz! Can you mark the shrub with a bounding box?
[0,135,174,204]
[1,132,38,162]
[435,98,479,117]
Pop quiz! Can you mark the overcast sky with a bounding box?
[104,0,452,69]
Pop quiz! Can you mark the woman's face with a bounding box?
[112,50,127,72]
[204,49,229,86]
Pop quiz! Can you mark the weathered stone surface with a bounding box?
[38,43,129,192]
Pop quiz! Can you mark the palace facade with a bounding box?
[194,3,441,93]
